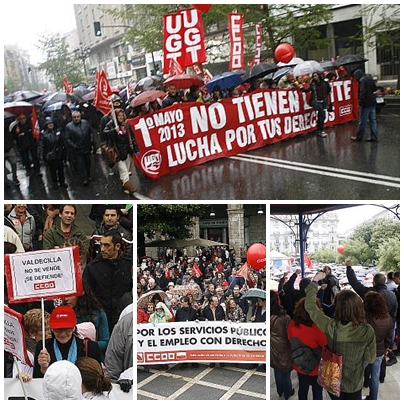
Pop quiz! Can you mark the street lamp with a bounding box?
[74,43,91,77]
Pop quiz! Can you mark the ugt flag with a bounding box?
[163,8,206,73]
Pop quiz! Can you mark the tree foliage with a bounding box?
[138,204,209,240]
[109,4,333,60]
[359,4,400,49]
[311,248,339,264]
[336,218,400,268]
[37,33,84,89]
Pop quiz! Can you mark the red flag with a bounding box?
[304,253,313,269]
[251,24,262,66]
[192,64,203,75]
[94,70,113,115]
[228,13,245,70]
[235,262,250,279]
[203,68,213,83]
[31,107,40,140]
[63,77,74,94]
[192,262,203,278]
[169,58,184,77]
[163,8,206,73]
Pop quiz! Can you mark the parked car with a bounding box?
[374,86,386,113]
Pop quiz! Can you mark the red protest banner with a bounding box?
[5,246,83,303]
[4,306,32,366]
[163,8,206,73]
[228,13,245,70]
[130,79,359,180]
[137,322,266,364]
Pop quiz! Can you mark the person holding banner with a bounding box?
[103,108,139,197]
[33,305,101,378]
[299,71,331,138]
[162,85,183,108]
[12,309,52,382]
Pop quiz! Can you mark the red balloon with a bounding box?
[275,43,295,64]
[337,245,345,253]
[191,4,212,13]
[246,243,266,270]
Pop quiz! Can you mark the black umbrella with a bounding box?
[336,54,368,67]
[42,92,82,109]
[242,62,278,83]
[4,111,16,120]
[12,90,44,103]
[320,60,338,71]
[74,86,92,98]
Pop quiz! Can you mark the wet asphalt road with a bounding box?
[5,109,399,201]
[5,153,142,201]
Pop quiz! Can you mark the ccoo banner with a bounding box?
[5,246,83,303]
[137,321,266,364]
[228,13,245,70]
[130,79,359,180]
[163,8,207,73]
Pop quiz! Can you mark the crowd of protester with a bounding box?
[271,261,399,400]
[137,244,266,371]
[4,203,134,399]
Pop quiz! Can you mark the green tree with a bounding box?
[311,248,338,264]
[110,4,333,62]
[377,238,400,272]
[359,5,400,50]
[342,218,400,266]
[37,33,84,89]
[137,204,209,257]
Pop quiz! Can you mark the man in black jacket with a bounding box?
[350,69,379,142]
[346,260,398,323]
[64,111,93,185]
[83,229,132,333]
[174,296,198,322]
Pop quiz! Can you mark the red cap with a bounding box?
[50,306,77,329]
[222,281,229,288]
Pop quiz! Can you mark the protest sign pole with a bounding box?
[13,357,29,400]
[41,298,45,351]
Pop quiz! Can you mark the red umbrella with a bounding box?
[130,90,166,108]
[164,74,204,89]
[4,101,33,116]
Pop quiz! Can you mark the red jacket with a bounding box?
[287,320,327,376]
[137,308,149,324]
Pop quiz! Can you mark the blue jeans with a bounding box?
[316,101,326,131]
[365,354,383,399]
[356,106,378,140]
[274,368,293,399]
[297,372,323,400]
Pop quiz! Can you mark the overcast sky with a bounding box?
[3,3,77,64]
[336,203,398,233]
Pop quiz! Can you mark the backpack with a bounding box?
[290,336,322,374]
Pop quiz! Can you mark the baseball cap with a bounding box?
[50,306,77,329]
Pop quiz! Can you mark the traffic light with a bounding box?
[94,21,102,37]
